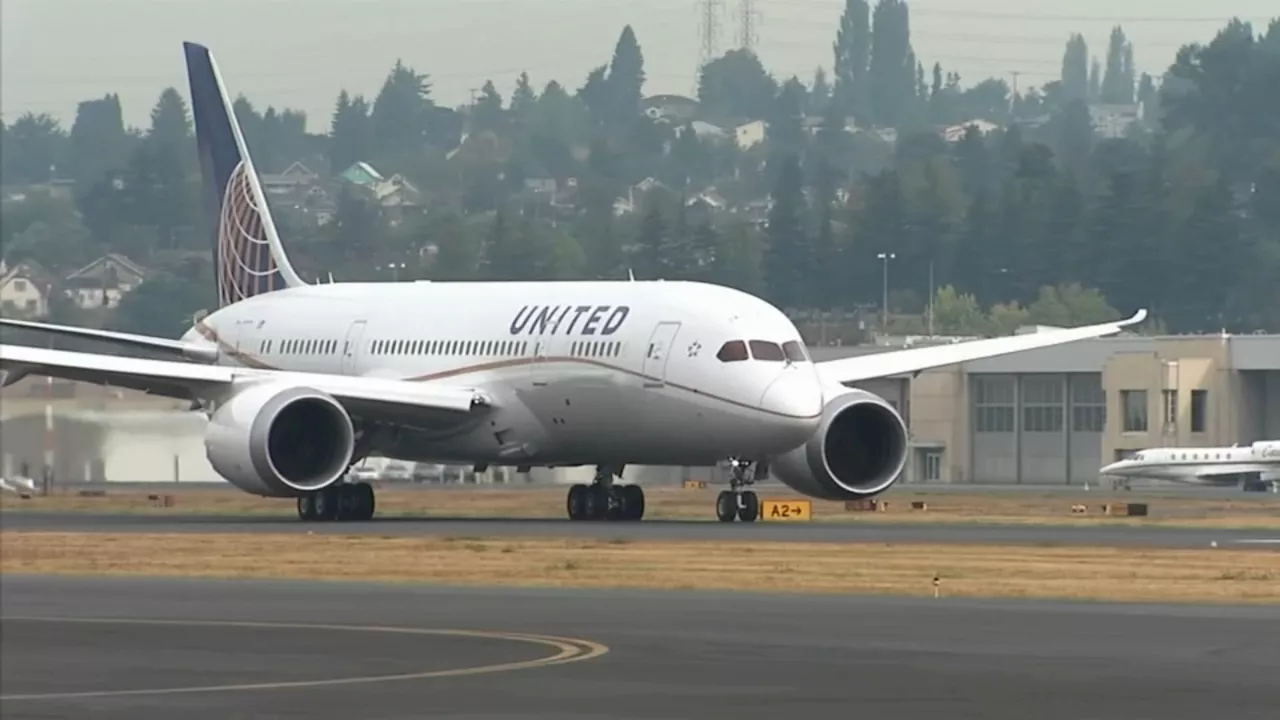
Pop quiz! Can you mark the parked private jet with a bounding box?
[1100,441,1280,492]
[0,42,1149,524]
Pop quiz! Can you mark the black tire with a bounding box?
[354,482,376,521]
[297,494,316,522]
[738,490,759,522]
[313,488,338,521]
[715,490,736,522]
[336,485,357,521]
[582,486,603,520]
[622,485,645,521]
[567,484,586,520]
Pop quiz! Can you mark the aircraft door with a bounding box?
[642,322,682,387]
[232,319,263,365]
[341,320,368,375]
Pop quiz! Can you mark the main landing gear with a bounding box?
[297,482,376,522]
[716,459,760,523]
[566,465,645,521]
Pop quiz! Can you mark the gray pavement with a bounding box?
[5,509,1280,549]
[2,575,1278,719]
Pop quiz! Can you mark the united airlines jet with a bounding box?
[0,43,1148,524]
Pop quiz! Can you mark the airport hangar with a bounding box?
[812,332,1280,486]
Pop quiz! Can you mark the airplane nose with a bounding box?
[759,368,824,420]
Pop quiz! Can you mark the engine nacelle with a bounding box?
[769,387,909,500]
[205,382,356,498]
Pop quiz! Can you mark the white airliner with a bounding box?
[1100,441,1280,491]
[0,42,1149,524]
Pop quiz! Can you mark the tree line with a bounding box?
[2,2,1278,340]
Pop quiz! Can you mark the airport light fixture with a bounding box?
[877,252,896,329]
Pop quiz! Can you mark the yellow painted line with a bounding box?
[761,499,812,521]
[0,617,608,701]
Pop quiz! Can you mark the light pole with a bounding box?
[877,252,895,329]
[379,262,406,282]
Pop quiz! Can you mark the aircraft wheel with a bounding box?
[715,490,737,522]
[581,485,605,520]
[622,485,645,521]
[297,493,317,521]
[738,490,759,523]
[312,487,339,521]
[351,482,376,521]
[567,484,588,520]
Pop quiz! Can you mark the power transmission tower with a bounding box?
[697,0,723,73]
[738,0,758,52]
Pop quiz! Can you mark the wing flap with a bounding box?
[0,344,488,421]
[817,310,1148,386]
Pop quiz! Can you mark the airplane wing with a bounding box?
[0,344,490,427]
[0,317,216,362]
[816,310,1148,386]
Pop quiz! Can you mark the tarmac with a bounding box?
[5,510,1280,549]
[3,575,1278,719]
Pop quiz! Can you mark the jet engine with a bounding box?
[769,387,909,500]
[204,382,356,497]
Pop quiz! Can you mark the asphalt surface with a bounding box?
[5,509,1280,549]
[3,575,1278,719]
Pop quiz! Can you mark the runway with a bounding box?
[4,510,1279,549]
[3,575,1278,719]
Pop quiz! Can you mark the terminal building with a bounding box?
[816,332,1280,486]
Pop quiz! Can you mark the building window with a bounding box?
[1120,390,1148,432]
[1162,389,1178,434]
[1021,375,1064,433]
[1071,375,1106,432]
[973,375,1014,433]
[1190,390,1208,433]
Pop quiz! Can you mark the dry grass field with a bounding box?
[3,531,1277,604]
[4,484,1279,529]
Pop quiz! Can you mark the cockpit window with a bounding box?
[748,340,785,362]
[782,340,808,362]
[716,340,749,362]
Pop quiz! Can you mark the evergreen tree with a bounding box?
[832,0,872,124]
[329,90,372,173]
[1061,34,1090,101]
[763,154,809,309]
[867,0,916,127]
[605,26,645,127]
[510,72,537,123]
[1101,26,1135,104]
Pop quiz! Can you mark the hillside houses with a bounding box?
[0,253,148,320]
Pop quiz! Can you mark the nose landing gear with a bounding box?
[715,458,760,522]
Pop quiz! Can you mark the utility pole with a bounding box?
[696,0,723,91]
[738,0,758,52]
[927,259,935,336]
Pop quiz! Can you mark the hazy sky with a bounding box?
[2,0,1274,131]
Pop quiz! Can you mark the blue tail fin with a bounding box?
[183,41,304,308]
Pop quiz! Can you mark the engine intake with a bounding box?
[205,382,355,497]
[769,388,909,500]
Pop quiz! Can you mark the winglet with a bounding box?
[1121,308,1148,326]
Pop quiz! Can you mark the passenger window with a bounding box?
[717,340,749,362]
[782,341,808,362]
[749,340,785,361]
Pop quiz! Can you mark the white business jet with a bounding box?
[0,42,1148,524]
[1100,441,1280,491]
